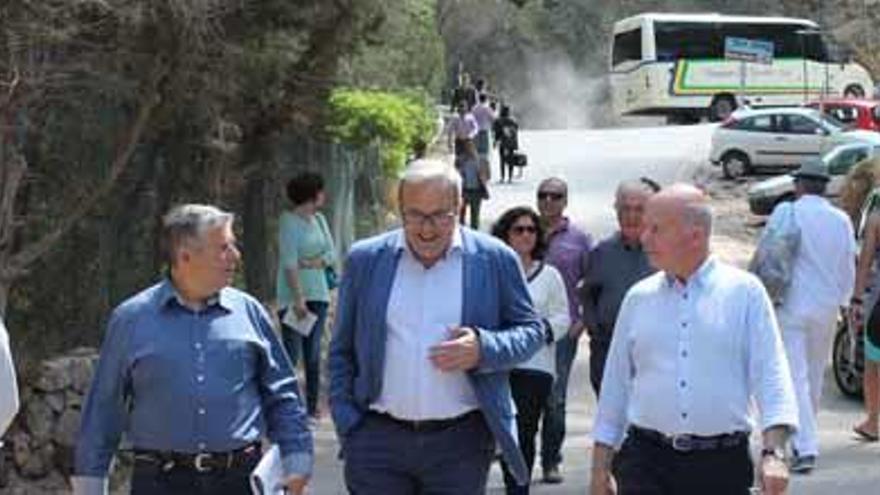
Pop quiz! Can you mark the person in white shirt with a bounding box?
[471,94,496,160]
[0,317,20,437]
[590,184,798,495]
[771,158,857,473]
[492,206,569,495]
[447,102,479,159]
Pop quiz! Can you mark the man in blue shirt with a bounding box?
[73,204,312,495]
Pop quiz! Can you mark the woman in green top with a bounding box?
[276,172,337,419]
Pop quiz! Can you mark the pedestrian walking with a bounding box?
[581,180,656,395]
[837,156,880,443]
[73,204,312,495]
[456,140,489,229]
[535,177,592,484]
[328,159,544,494]
[590,184,798,495]
[276,172,338,421]
[492,206,570,495]
[493,105,519,183]
[770,158,857,474]
[448,102,479,159]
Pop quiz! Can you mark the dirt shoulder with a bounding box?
[692,165,767,268]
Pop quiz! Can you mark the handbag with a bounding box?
[748,202,800,305]
[511,152,528,168]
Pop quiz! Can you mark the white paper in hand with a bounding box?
[250,444,284,495]
[283,307,318,337]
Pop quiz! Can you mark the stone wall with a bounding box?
[0,348,131,494]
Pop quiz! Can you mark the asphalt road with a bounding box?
[309,125,880,494]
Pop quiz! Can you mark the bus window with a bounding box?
[655,22,721,60]
[612,28,642,66]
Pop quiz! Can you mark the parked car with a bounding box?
[806,98,880,132]
[747,139,880,215]
[831,188,880,399]
[709,107,878,179]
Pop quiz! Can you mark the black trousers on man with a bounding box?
[130,448,260,495]
[615,427,754,495]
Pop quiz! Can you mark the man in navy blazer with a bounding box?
[329,159,544,494]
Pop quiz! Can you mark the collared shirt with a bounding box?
[0,318,19,437]
[593,258,798,448]
[778,194,856,322]
[276,210,337,305]
[472,103,496,131]
[545,217,592,323]
[371,229,479,420]
[73,280,312,495]
[449,113,479,140]
[581,233,655,343]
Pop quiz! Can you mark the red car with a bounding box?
[806,98,880,132]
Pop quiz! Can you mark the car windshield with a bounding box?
[817,112,847,132]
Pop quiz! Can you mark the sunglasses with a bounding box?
[537,191,565,201]
[511,225,537,235]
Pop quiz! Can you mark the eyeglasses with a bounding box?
[537,191,565,201]
[510,225,537,235]
[402,210,457,228]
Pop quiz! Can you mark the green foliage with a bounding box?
[327,88,437,176]
[341,0,445,98]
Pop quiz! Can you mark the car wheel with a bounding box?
[844,84,866,98]
[832,318,864,399]
[709,95,737,122]
[773,193,795,210]
[721,151,750,179]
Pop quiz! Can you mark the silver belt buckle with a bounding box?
[671,434,694,452]
[193,453,212,472]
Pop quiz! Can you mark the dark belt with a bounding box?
[370,410,481,432]
[629,425,749,453]
[133,442,261,473]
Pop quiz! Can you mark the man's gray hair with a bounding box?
[399,158,462,202]
[161,204,234,266]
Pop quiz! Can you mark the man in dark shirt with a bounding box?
[582,180,657,395]
[73,204,312,495]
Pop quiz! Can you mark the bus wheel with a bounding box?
[844,84,866,98]
[721,151,750,179]
[709,95,737,122]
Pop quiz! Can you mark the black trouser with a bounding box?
[499,146,516,181]
[615,428,754,495]
[501,369,554,495]
[589,338,611,397]
[130,450,260,495]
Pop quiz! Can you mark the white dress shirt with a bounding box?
[371,230,479,420]
[593,258,799,448]
[0,318,20,436]
[777,194,856,322]
[517,262,569,376]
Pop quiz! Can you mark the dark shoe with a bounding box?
[790,455,816,474]
[542,466,563,484]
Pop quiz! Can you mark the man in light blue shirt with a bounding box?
[73,204,312,495]
[590,185,797,495]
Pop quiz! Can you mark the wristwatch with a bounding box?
[761,446,787,462]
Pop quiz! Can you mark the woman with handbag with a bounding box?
[276,172,338,422]
[455,140,489,229]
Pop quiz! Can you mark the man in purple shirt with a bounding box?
[536,177,592,484]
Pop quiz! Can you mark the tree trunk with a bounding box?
[241,140,271,302]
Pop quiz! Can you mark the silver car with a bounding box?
[747,141,880,215]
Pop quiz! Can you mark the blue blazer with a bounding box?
[328,228,544,484]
